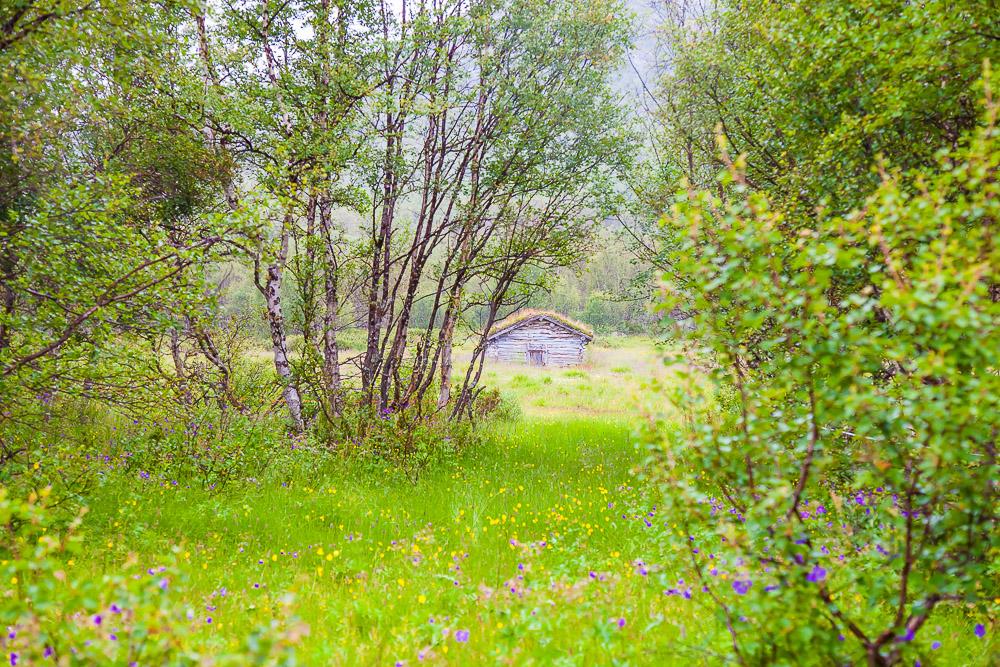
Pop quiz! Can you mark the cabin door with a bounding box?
[527,349,545,366]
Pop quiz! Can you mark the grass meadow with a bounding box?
[53,338,993,665]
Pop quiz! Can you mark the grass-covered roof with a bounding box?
[488,309,594,339]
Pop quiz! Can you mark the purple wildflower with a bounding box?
[806,565,827,583]
[974,624,986,638]
[455,629,470,643]
[732,579,752,595]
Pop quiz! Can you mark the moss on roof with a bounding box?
[488,309,594,339]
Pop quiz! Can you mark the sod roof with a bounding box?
[487,309,594,340]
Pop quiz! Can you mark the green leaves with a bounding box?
[654,0,1000,219]
[0,1,239,419]
[648,52,999,667]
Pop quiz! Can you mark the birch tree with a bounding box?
[353,0,633,421]
[195,0,375,431]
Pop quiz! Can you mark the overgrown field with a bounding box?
[80,418,709,664]
[2,341,989,665]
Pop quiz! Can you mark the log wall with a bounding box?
[485,319,589,367]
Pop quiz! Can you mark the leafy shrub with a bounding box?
[110,410,294,492]
[472,387,523,423]
[321,390,480,482]
[646,91,999,664]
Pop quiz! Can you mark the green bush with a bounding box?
[316,387,481,482]
[111,411,295,492]
[646,92,999,664]
[473,387,523,423]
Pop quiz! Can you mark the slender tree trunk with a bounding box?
[307,0,343,419]
[439,79,486,408]
[437,304,459,408]
[382,250,430,408]
[299,194,321,349]
[168,327,192,404]
[451,308,494,420]
[263,215,304,432]
[257,4,305,432]
[451,267,521,420]
[319,196,341,416]
[0,276,15,353]
[436,260,472,410]
[264,272,304,431]
[362,126,396,400]
[191,321,243,413]
[322,266,341,416]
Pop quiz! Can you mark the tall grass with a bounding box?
[19,341,989,664]
[74,417,735,664]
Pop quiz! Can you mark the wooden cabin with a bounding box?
[485,310,593,367]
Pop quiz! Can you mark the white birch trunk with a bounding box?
[264,261,304,432]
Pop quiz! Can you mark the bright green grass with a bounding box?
[476,337,672,420]
[70,341,992,665]
[81,418,729,664]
